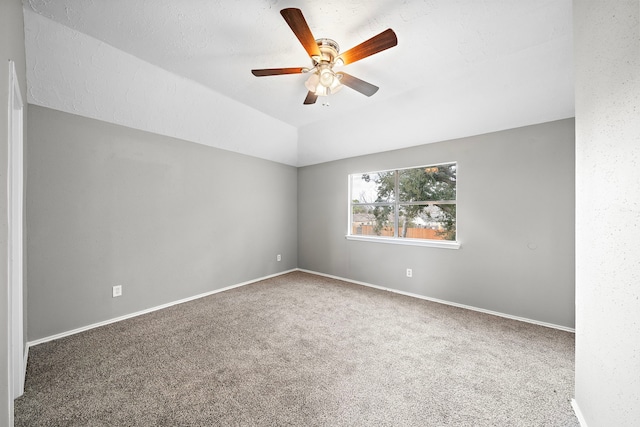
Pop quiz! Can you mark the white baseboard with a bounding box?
[27,269,297,349]
[23,344,28,378]
[571,399,588,427]
[298,269,576,333]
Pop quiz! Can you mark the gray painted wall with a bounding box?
[27,106,298,341]
[298,119,575,328]
[1,0,27,424]
[574,1,640,425]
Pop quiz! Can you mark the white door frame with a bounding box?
[7,60,25,399]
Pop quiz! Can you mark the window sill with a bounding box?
[345,235,460,249]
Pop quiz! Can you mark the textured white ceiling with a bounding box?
[22,0,574,166]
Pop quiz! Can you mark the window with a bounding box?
[348,162,458,248]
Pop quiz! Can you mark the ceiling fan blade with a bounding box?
[338,72,379,97]
[251,68,306,77]
[280,8,322,58]
[338,29,398,65]
[303,91,318,105]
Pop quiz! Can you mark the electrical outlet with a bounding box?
[277,254,282,262]
[406,268,413,278]
[112,285,122,298]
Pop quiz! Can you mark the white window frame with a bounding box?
[346,162,460,249]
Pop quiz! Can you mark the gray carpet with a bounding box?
[15,271,578,426]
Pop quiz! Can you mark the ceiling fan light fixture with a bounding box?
[315,85,329,97]
[328,73,343,94]
[304,73,320,92]
[318,65,335,87]
[305,69,343,96]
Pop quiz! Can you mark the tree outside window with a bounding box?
[349,163,457,241]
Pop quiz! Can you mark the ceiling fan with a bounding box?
[251,8,398,105]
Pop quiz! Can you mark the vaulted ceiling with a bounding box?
[22,0,574,166]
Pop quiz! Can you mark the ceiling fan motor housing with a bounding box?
[314,38,340,64]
